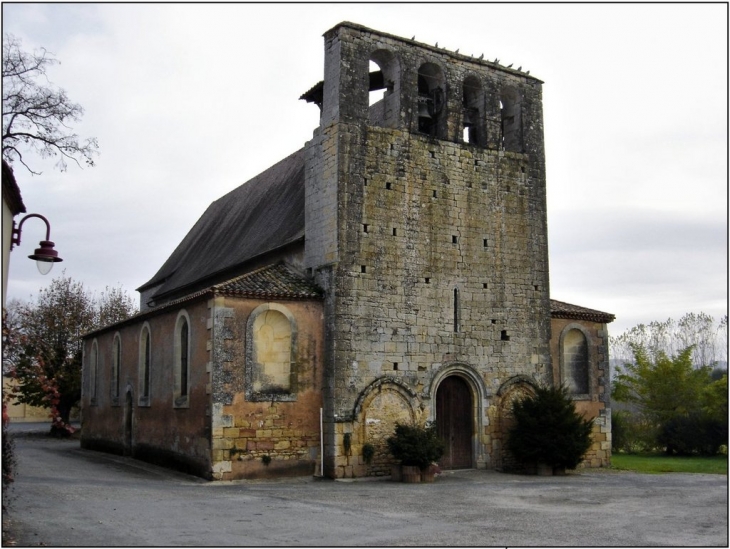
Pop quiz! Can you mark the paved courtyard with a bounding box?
[3,430,727,546]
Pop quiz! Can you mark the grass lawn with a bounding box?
[611,453,728,474]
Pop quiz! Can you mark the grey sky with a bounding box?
[3,3,727,336]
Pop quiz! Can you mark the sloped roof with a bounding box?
[550,299,615,323]
[86,262,322,338]
[2,161,26,215]
[214,262,323,300]
[138,148,306,299]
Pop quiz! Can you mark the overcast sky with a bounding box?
[3,3,727,336]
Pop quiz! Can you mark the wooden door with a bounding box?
[436,376,473,469]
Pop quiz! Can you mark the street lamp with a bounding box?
[11,213,63,275]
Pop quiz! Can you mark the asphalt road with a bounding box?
[2,431,727,547]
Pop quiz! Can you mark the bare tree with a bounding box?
[610,313,727,370]
[2,33,98,175]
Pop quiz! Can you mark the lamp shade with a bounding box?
[28,240,63,275]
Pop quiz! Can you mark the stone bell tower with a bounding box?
[302,22,552,478]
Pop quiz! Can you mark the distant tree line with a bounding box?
[609,313,728,455]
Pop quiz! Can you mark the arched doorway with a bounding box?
[436,376,473,469]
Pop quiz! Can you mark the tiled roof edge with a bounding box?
[550,299,615,323]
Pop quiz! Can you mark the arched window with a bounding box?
[111,333,121,404]
[174,311,191,408]
[245,303,297,402]
[417,62,446,139]
[89,339,99,405]
[462,75,485,147]
[368,50,400,128]
[562,328,589,396]
[500,86,523,152]
[138,324,152,406]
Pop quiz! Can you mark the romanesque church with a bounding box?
[81,22,614,480]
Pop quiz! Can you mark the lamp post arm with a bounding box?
[11,213,52,249]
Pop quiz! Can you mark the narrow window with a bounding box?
[462,75,485,147]
[393,362,399,371]
[392,227,397,236]
[180,319,189,398]
[363,224,369,233]
[386,182,392,190]
[483,238,488,248]
[425,277,430,284]
[139,324,152,405]
[452,235,458,244]
[143,331,150,398]
[453,288,459,333]
[482,282,488,289]
[112,335,121,400]
[500,87,523,152]
[562,328,589,395]
[361,265,367,273]
[501,330,510,341]
[89,340,98,404]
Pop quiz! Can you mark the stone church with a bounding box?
[81,22,614,480]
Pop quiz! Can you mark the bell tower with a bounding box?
[302,22,551,478]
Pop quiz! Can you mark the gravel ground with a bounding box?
[2,431,727,547]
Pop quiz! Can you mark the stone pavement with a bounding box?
[2,433,727,546]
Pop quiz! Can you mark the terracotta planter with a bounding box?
[537,463,553,476]
[421,463,438,482]
[401,465,421,483]
[390,464,402,482]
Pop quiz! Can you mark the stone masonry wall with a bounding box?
[209,296,324,480]
[550,317,612,467]
[305,23,551,477]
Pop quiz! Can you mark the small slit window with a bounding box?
[453,288,459,333]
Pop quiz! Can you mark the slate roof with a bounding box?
[213,262,323,300]
[550,299,615,323]
[138,148,306,300]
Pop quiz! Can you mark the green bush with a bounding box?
[507,385,593,470]
[658,413,726,456]
[386,422,445,471]
[612,410,658,454]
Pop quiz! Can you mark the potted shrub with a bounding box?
[506,385,593,475]
[386,422,445,482]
